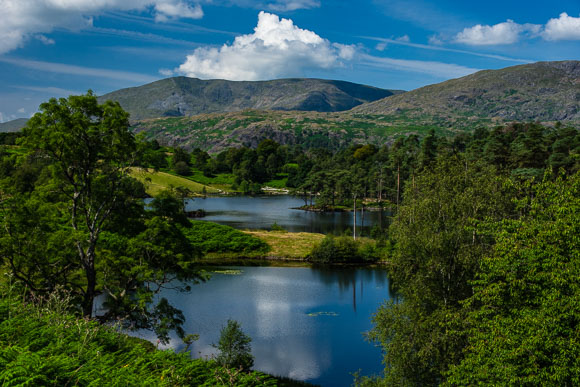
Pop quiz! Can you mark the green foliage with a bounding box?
[0,292,284,386]
[367,156,516,385]
[180,221,269,255]
[174,161,191,176]
[214,319,254,371]
[309,235,382,263]
[0,93,205,343]
[445,171,580,385]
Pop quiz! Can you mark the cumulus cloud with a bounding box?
[543,12,580,41]
[176,11,356,80]
[455,20,530,45]
[454,13,580,45]
[0,0,204,54]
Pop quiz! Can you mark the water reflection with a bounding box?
[183,196,390,235]
[148,266,392,387]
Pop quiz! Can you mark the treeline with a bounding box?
[139,122,579,202]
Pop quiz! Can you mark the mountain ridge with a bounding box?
[353,60,580,123]
[97,77,402,120]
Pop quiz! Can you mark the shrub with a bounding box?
[214,319,254,371]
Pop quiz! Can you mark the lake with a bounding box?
[184,195,388,235]
[147,266,392,386]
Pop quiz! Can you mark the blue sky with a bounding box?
[0,0,579,122]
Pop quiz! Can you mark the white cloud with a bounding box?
[375,42,387,51]
[0,57,157,83]
[396,35,410,43]
[362,36,532,63]
[543,12,580,41]
[455,20,526,45]
[176,11,356,80]
[428,35,443,45]
[0,0,204,55]
[267,0,320,12]
[13,85,82,96]
[35,35,56,45]
[154,1,203,22]
[360,53,479,79]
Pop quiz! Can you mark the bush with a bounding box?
[214,319,254,371]
[309,235,383,263]
[173,161,191,176]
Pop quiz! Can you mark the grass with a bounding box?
[263,174,289,189]
[243,230,325,259]
[129,167,220,196]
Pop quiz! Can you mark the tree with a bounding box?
[19,92,137,317]
[214,319,254,371]
[0,93,204,341]
[446,171,580,385]
[368,156,516,385]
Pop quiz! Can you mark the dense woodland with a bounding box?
[0,93,579,385]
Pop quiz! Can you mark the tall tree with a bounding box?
[1,93,204,341]
[446,171,580,385]
[21,92,137,317]
[368,156,515,385]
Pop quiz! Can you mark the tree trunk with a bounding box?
[361,201,365,238]
[353,194,357,240]
[83,262,97,317]
[396,164,400,207]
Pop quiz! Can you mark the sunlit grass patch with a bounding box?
[244,230,325,259]
[129,167,219,196]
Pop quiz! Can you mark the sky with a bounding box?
[0,0,579,122]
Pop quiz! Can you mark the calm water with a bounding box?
[184,195,387,235]
[147,266,392,387]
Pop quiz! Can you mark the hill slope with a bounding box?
[99,77,401,120]
[134,61,580,152]
[353,60,580,125]
[0,118,28,133]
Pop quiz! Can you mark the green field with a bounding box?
[129,167,220,196]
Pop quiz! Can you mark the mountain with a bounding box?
[98,77,402,120]
[134,61,580,153]
[353,60,580,126]
[0,118,28,133]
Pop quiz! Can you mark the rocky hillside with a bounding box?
[353,60,580,126]
[98,77,401,120]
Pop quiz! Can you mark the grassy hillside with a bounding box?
[129,167,221,196]
[132,109,437,153]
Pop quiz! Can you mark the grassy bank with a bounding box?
[243,231,325,260]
